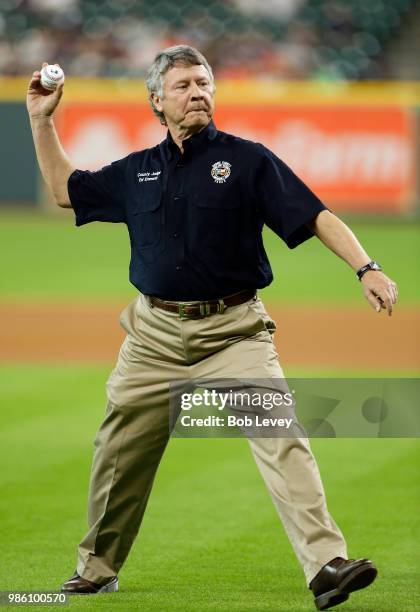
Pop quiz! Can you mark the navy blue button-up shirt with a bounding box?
[68,120,326,300]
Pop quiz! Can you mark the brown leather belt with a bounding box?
[148,289,256,319]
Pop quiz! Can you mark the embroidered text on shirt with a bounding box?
[137,171,162,183]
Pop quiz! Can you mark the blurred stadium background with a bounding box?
[1,0,420,79]
[0,1,419,610]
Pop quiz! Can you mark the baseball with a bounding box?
[40,64,65,91]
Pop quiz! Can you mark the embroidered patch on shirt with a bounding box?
[211,161,231,183]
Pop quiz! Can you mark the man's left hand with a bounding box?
[361,271,398,316]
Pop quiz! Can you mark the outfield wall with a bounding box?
[1,78,419,213]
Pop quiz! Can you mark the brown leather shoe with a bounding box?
[61,572,118,595]
[309,557,377,610]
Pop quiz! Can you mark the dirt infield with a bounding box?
[0,301,418,369]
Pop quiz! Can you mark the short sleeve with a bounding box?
[256,147,327,248]
[67,157,128,227]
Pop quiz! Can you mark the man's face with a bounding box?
[152,63,214,130]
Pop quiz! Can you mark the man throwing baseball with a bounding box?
[27,48,397,610]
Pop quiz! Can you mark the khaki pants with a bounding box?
[77,294,347,586]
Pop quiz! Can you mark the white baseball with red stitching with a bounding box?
[40,65,65,91]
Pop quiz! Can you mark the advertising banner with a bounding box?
[57,103,417,212]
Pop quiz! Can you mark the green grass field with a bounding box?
[0,365,419,611]
[1,213,419,610]
[0,213,419,303]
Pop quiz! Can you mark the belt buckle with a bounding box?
[178,303,189,319]
[178,299,226,319]
[178,302,199,319]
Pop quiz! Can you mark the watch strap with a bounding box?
[356,261,382,281]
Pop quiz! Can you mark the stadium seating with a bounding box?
[0,0,418,79]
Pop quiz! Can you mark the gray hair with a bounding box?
[146,45,215,125]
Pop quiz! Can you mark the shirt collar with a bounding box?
[164,120,217,160]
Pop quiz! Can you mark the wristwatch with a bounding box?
[356,260,382,281]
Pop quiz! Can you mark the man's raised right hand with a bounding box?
[27,62,64,118]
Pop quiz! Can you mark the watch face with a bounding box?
[357,261,382,280]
